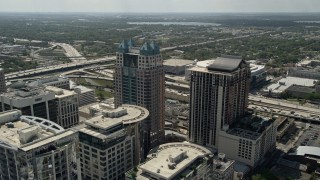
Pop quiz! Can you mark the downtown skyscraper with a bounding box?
[114,40,165,151]
[188,56,251,148]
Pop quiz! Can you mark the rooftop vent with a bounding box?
[0,110,22,125]
[102,108,127,118]
[218,153,226,161]
[6,122,14,128]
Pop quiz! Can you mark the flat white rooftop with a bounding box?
[137,142,212,180]
[264,76,317,94]
[85,104,149,130]
[45,86,76,98]
[0,110,65,150]
[163,59,192,67]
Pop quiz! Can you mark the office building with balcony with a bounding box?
[0,110,80,180]
[114,40,165,150]
[78,104,149,180]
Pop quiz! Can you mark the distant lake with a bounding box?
[295,21,320,24]
[127,22,221,26]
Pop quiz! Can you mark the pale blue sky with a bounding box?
[0,0,319,13]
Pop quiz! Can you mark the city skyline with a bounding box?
[0,0,320,13]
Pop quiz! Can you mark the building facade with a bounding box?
[46,86,79,128]
[78,105,149,180]
[0,68,6,93]
[114,40,165,149]
[73,85,96,107]
[0,110,80,180]
[29,76,70,90]
[188,56,250,148]
[218,116,277,167]
[0,82,57,121]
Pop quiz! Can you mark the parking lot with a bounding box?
[295,123,320,147]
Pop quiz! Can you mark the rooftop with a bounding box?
[0,110,65,150]
[73,85,94,93]
[28,76,69,87]
[163,59,192,67]
[264,76,318,94]
[4,82,55,99]
[213,153,235,173]
[136,142,212,180]
[208,56,246,72]
[190,55,248,74]
[118,40,160,55]
[292,146,320,158]
[286,85,315,94]
[227,115,273,140]
[45,86,76,98]
[85,104,149,130]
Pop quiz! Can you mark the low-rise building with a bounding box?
[218,115,277,167]
[73,85,96,107]
[262,76,318,97]
[29,76,70,90]
[46,86,79,128]
[285,85,315,99]
[79,105,149,180]
[163,59,192,75]
[0,110,80,180]
[248,61,267,88]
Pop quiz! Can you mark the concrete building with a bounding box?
[185,59,266,87]
[163,59,192,75]
[0,82,57,121]
[73,85,96,107]
[78,105,149,180]
[125,142,235,180]
[29,76,70,90]
[114,40,165,150]
[288,67,320,80]
[218,115,277,167]
[188,56,250,148]
[212,153,235,180]
[46,86,79,128]
[262,76,317,97]
[285,85,315,99]
[248,61,267,88]
[0,110,80,180]
[0,68,6,93]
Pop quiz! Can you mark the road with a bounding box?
[5,57,116,80]
[160,31,272,51]
[50,42,87,62]
[249,96,320,123]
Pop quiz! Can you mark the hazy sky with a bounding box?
[0,0,319,13]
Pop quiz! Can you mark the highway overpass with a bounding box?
[5,57,115,80]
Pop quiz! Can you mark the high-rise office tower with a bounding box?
[0,68,6,93]
[114,40,165,149]
[188,56,250,148]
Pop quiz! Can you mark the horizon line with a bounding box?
[0,11,320,14]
